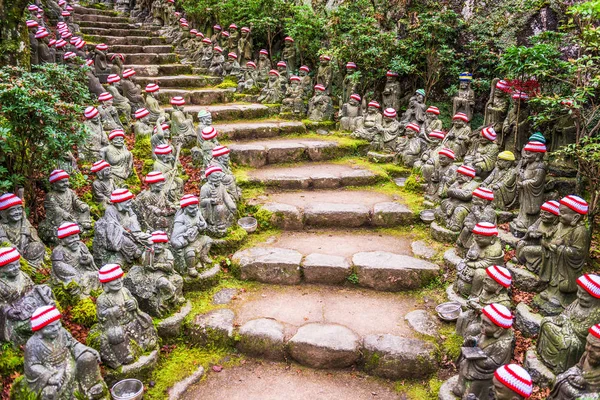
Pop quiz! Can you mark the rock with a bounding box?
[496,210,516,224]
[168,366,205,400]
[105,350,159,386]
[188,309,235,346]
[233,247,303,285]
[506,263,546,292]
[229,144,267,167]
[367,151,395,163]
[498,227,520,248]
[302,253,351,285]
[445,285,467,308]
[262,203,304,230]
[288,323,360,368]
[212,288,238,305]
[306,141,340,161]
[157,301,192,339]
[339,169,378,187]
[362,334,437,380]
[524,348,556,388]
[237,318,285,361]
[371,202,414,227]
[405,310,439,337]
[257,175,311,189]
[514,302,543,338]
[310,173,341,189]
[353,251,439,292]
[438,375,460,400]
[304,203,370,228]
[443,248,461,269]
[184,265,221,291]
[215,121,305,140]
[266,142,306,164]
[411,240,436,260]
[430,221,460,243]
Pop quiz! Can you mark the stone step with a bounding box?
[74,5,121,16]
[212,120,306,141]
[136,74,220,88]
[244,162,384,189]
[79,20,136,29]
[80,27,157,37]
[76,14,130,23]
[156,88,234,105]
[162,103,272,122]
[124,63,192,76]
[84,34,166,46]
[108,44,174,54]
[252,189,414,229]
[123,52,178,65]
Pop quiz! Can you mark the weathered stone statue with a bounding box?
[133,107,153,139]
[340,94,362,132]
[256,49,272,88]
[276,61,289,91]
[453,303,514,399]
[144,83,167,124]
[223,52,241,77]
[424,148,458,203]
[82,106,108,161]
[151,121,171,157]
[200,166,237,236]
[93,43,110,80]
[39,170,92,245]
[424,106,442,138]
[134,171,177,233]
[237,61,258,93]
[536,274,600,374]
[211,145,241,203]
[455,223,504,297]
[371,108,400,153]
[281,37,297,74]
[299,65,312,99]
[342,62,359,104]
[0,247,55,345]
[382,71,400,112]
[121,68,145,112]
[100,129,133,186]
[453,72,475,120]
[27,21,39,65]
[457,188,497,252]
[90,160,115,206]
[109,54,125,77]
[199,38,214,69]
[484,79,511,134]
[171,195,213,277]
[482,151,518,211]
[401,89,427,126]
[396,122,423,167]
[209,46,225,76]
[456,265,512,338]
[169,96,196,147]
[258,70,283,103]
[192,125,220,168]
[51,223,100,296]
[464,127,500,179]
[281,76,306,115]
[510,141,547,237]
[516,200,559,275]
[539,196,591,310]
[315,55,333,93]
[92,189,151,267]
[94,264,158,369]
[549,323,600,399]
[352,101,382,141]
[492,364,533,400]
[0,193,45,268]
[24,305,108,399]
[443,113,472,160]
[36,30,55,64]
[414,129,445,170]
[105,74,132,122]
[153,144,184,202]
[124,231,184,318]
[436,165,479,232]
[502,92,530,153]
[97,92,124,131]
[227,24,240,55]
[238,27,253,65]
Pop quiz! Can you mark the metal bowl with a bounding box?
[111,379,144,400]
[420,209,435,224]
[238,216,258,233]
[435,301,462,322]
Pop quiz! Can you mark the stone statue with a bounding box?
[299,65,312,100]
[457,188,498,253]
[92,189,151,267]
[281,76,306,115]
[38,170,92,245]
[228,24,240,55]
[124,231,184,318]
[223,52,241,77]
[171,195,213,277]
[133,108,153,138]
[121,69,145,112]
[0,247,55,345]
[210,145,241,203]
[24,305,108,399]
[340,94,363,132]
[549,323,600,399]
[484,79,511,134]
[342,62,359,104]
[436,165,479,232]
[396,122,424,167]
[424,148,457,203]
[151,121,171,157]
[281,37,297,74]
[443,113,472,160]
[51,223,100,296]
[453,72,475,120]
[144,83,167,124]
[536,274,600,374]
[153,144,184,202]
[210,24,222,45]
[36,30,55,64]
[192,125,220,168]
[516,200,559,275]
[134,171,177,233]
[382,71,400,112]
[257,49,272,88]
[97,93,124,131]
[401,89,427,126]
[276,61,289,92]
[352,101,382,141]
[91,160,115,206]
[307,85,335,122]
[456,265,512,338]
[315,55,333,93]
[105,74,132,122]
[0,193,45,268]
[199,38,214,69]
[464,127,500,179]
[94,264,158,369]
[455,223,504,297]
[169,96,196,147]
[502,92,530,153]
[27,22,39,65]
[238,27,253,65]
[510,141,547,237]
[237,61,258,93]
[371,108,400,153]
[100,129,133,186]
[492,364,533,400]
[424,106,442,139]
[200,166,237,236]
[482,151,518,211]
[208,46,225,76]
[109,54,125,77]
[93,43,110,80]
[414,129,445,170]
[258,70,283,104]
[82,106,108,161]
[453,303,514,399]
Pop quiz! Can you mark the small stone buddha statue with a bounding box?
[238,27,253,65]
[340,93,363,132]
[464,126,500,179]
[132,107,153,139]
[397,122,424,167]
[299,65,312,99]
[281,36,297,74]
[209,46,225,76]
[315,55,333,93]
[457,187,497,251]
[484,79,511,134]
[134,171,177,233]
[144,83,167,124]
[502,91,530,154]
[223,52,241,77]
[424,106,443,138]
[436,165,480,232]
[256,49,272,87]
[492,364,533,400]
[100,129,133,186]
[192,125,220,168]
[90,160,115,206]
[258,70,283,104]
[453,72,475,120]
[238,61,258,93]
[109,54,125,77]
[211,145,241,203]
[82,106,108,161]
[382,70,400,112]
[105,74,132,122]
[401,89,427,126]
[444,112,472,161]
[93,43,110,80]
[371,108,400,153]
[151,120,171,157]
[97,92,124,131]
[199,38,214,69]
[414,129,445,170]
[153,144,184,202]
[482,151,518,211]
[424,148,458,203]
[169,96,196,147]
[342,62,360,104]
[352,101,382,141]
[281,76,306,115]
[121,68,145,112]
[516,200,560,275]
[200,166,237,236]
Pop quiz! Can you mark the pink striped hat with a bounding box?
[108,129,125,140]
[241,27,250,33]
[494,365,532,398]
[110,53,125,61]
[213,24,221,30]
[135,108,150,119]
[180,194,199,208]
[350,94,361,102]
[61,11,70,16]
[196,32,205,38]
[473,187,494,201]
[151,230,169,243]
[228,52,238,59]
[589,324,600,340]
[154,144,173,155]
[57,222,80,239]
[512,91,529,100]
[426,106,440,115]
[49,169,69,183]
[122,68,136,78]
[85,59,95,67]
[55,39,67,48]
[96,43,108,51]
[146,171,165,184]
[346,62,357,69]
[383,108,397,118]
[496,80,511,92]
[61,31,72,40]
[99,263,124,283]
[202,38,212,44]
[75,40,86,49]
[320,55,331,61]
[290,76,300,82]
[486,265,512,288]
[246,61,257,68]
[472,222,498,236]
[0,193,22,210]
[453,112,469,122]
[189,29,198,35]
[314,84,326,92]
[65,5,73,11]
[91,160,110,173]
[406,123,420,133]
[28,4,39,11]
[386,70,399,77]
[110,188,134,203]
[153,123,170,133]
[213,46,223,53]
[205,165,223,177]
[107,74,120,83]
[284,36,294,42]
[299,65,309,72]
[268,69,280,76]
[523,141,546,153]
[180,22,189,27]
[481,126,497,141]
[84,106,99,119]
[69,37,79,45]
[0,247,20,267]
[540,200,560,216]
[457,165,476,178]
[170,96,185,106]
[429,130,445,140]
[229,23,238,30]
[578,274,600,298]
[31,305,61,331]
[482,303,513,328]
[49,39,57,47]
[438,148,455,160]
[35,29,49,39]
[145,83,159,93]
[368,101,380,109]
[201,126,217,140]
[260,49,269,56]
[560,195,588,215]
[98,92,113,102]
[212,146,230,157]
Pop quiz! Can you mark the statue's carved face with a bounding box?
[115,199,132,213]
[92,115,101,124]
[416,94,424,103]
[492,376,519,400]
[53,178,70,192]
[105,277,124,292]
[577,286,599,308]
[456,174,471,184]
[104,99,114,106]
[473,196,488,208]
[259,54,267,60]
[217,154,230,164]
[5,205,24,223]
[151,180,166,193]
[496,159,513,170]
[0,260,21,279]
[439,155,452,167]
[111,136,125,148]
[62,234,80,251]
[299,70,307,77]
[199,114,212,125]
[383,116,395,123]
[459,81,469,90]
[585,334,600,367]
[426,113,437,121]
[40,320,61,340]
[474,233,495,247]
[481,314,504,337]
[539,210,558,224]
[368,106,378,114]
[269,75,277,82]
[153,241,165,254]
[349,98,359,107]
[98,167,112,179]
[185,203,198,217]
[209,172,223,183]
[483,275,502,294]
[558,205,582,226]
[453,119,465,129]
[158,152,174,163]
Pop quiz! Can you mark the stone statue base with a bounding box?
[496,210,517,224]
[438,375,460,400]
[523,347,556,388]
[445,284,468,308]
[497,227,520,249]
[367,151,395,164]
[104,349,159,387]
[533,292,577,316]
[182,265,221,292]
[157,300,192,339]
[506,263,547,292]
[430,221,460,243]
[509,221,527,238]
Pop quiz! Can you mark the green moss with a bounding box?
[216,76,239,89]
[9,375,37,400]
[439,326,463,360]
[404,173,425,193]
[53,281,81,308]
[132,134,152,160]
[0,342,24,377]
[363,352,380,371]
[395,377,443,400]
[142,158,155,176]
[124,170,142,194]
[347,272,359,285]
[71,297,98,327]
[252,207,273,230]
[81,191,104,220]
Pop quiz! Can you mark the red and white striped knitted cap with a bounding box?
[110,188,134,203]
[205,165,223,177]
[70,37,80,45]
[153,123,170,133]
[28,4,39,11]
[99,263,124,283]
[57,222,80,239]
[196,32,205,38]
[110,53,125,61]
[154,144,173,155]
[481,126,497,141]
[55,39,67,48]
[98,92,113,102]
[406,123,420,133]
[473,187,494,201]
[260,49,269,55]
[213,46,223,53]
[494,364,533,398]
[346,62,357,69]
[368,101,380,109]
[314,84,326,92]
[91,160,110,173]
[457,165,476,178]
[486,265,512,288]
[35,29,49,39]
[512,91,529,100]
[383,108,397,118]
[107,74,120,83]
[241,27,250,33]
[482,303,513,328]
[540,200,560,216]
[429,130,445,140]
[145,83,159,93]
[122,68,136,78]
[31,305,61,331]
[523,141,546,153]
[75,40,86,49]
[189,29,198,35]
[180,194,199,208]
[247,61,257,68]
[560,195,588,215]
[426,106,440,115]
[472,222,498,236]
[135,108,150,119]
[202,38,212,44]
[61,11,70,16]
[438,148,455,160]
[180,22,189,27]
[0,193,23,210]
[146,171,165,184]
[96,43,108,51]
[578,274,600,298]
[320,55,331,61]
[0,247,20,267]
[201,126,217,140]
[85,59,95,67]
[290,76,301,82]
[350,94,361,102]
[49,169,69,183]
[268,70,280,78]
[170,96,185,106]
[212,24,220,30]
[26,20,38,28]
[65,5,73,11]
[212,146,230,157]
[299,65,309,72]
[589,324,600,340]
[108,129,125,140]
[496,80,511,92]
[284,36,294,42]
[453,112,469,122]
[61,31,72,40]
[386,70,399,77]
[84,106,99,119]
[151,230,169,243]
[228,52,238,59]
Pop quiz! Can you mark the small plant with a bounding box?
[347,273,359,285]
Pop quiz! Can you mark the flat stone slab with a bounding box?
[87,35,167,46]
[158,88,234,105]
[288,323,361,368]
[125,63,193,76]
[430,221,460,243]
[229,139,341,167]
[105,349,158,386]
[506,263,546,292]
[304,203,370,228]
[372,202,414,226]
[353,251,440,291]
[261,202,304,230]
[135,74,220,88]
[514,302,543,337]
[302,253,351,284]
[157,300,192,339]
[168,366,205,400]
[438,375,460,400]
[177,103,271,122]
[411,240,436,260]
[214,121,306,140]
[443,248,462,269]
[212,288,238,305]
[404,310,439,337]
[362,334,437,379]
[233,247,303,285]
[524,348,556,388]
[237,318,285,361]
[188,308,235,346]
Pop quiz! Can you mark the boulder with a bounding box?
[438,376,460,400]
[506,263,546,292]
[443,248,462,269]
[405,310,439,337]
[430,221,459,243]
[514,302,543,338]
[237,318,286,361]
[233,247,303,285]
[229,144,267,167]
[157,300,192,339]
[411,240,436,260]
[262,203,304,230]
[524,348,556,388]
[288,323,360,368]
[188,309,235,346]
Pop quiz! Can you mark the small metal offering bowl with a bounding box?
[435,301,462,322]
[420,209,435,224]
[238,216,258,233]
[111,379,144,400]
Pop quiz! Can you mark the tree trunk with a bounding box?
[0,0,31,67]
